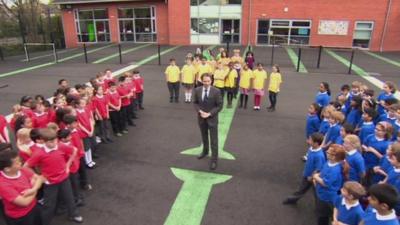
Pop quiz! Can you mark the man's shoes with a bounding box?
[282,196,298,205]
[210,161,217,170]
[197,152,208,159]
[69,215,83,223]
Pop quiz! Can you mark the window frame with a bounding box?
[74,9,110,43]
[352,21,374,49]
[118,6,157,43]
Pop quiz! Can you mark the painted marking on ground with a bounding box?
[285,47,308,73]
[164,168,232,225]
[363,51,400,68]
[325,49,400,100]
[0,44,115,78]
[20,48,78,62]
[93,44,152,64]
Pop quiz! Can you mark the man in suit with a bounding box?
[193,73,223,170]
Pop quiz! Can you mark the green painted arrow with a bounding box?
[164,168,232,225]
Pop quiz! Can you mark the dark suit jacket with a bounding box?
[193,86,223,126]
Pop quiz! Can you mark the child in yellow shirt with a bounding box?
[239,64,253,109]
[164,58,180,103]
[225,62,238,108]
[268,65,283,112]
[213,62,228,99]
[252,63,267,110]
[181,58,196,103]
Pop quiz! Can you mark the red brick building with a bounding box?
[54,0,400,51]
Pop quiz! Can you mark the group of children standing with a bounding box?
[0,68,145,225]
[284,80,400,225]
[164,48,283,111]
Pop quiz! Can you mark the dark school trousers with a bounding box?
[198,118,218,162]
[109,110,124,134]
[268,91,278,108]
[70,171,83,201]
[314,193,333,225]
[121,105,133,126]
[41,178,79,225]
[167,82,180,100]
[95,119,111,140]
[4,204,42,225]
[135,92,144,108]
[78,158,89,188]
[292,177,313,200]
[128,98,137,118]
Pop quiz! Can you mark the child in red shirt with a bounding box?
[133,70,144,110]
[63,115,92,191]
[58,129,84,206]
[107,81,125,136]
[95,72,109,93]
[92,86,112,143]
[0,114,10,143]
[73,98,96,168]
[31,103,49,129]
[104,68,116,89]
[125,73,138,120]
[0,150,44,225]
[16,128,35,162]
[117,76,135,128]
[24,128,83,224]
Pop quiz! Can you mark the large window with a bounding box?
[190,0,241,6]
[75,9,110,43]
[118,7,157,42]
[353,21,374,48]
[257,19,311,45]
[191,18,219,34]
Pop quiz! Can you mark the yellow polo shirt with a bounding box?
[198,63,213,77]
[213,69,228,88]
[181,65,196,84]
[230,56,244,65]
[225,69,238,88]
[239,70,253,89]
[165,65,180,82]
[218,58,231,68]
[253,69,267,90]
[268,72,282,93]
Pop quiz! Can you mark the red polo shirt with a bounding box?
[0,168,37,219]
[0,115,8,143]
[32,112,49,128]
[92,95,109,119]
[117,85,131,107]
[75,108,92,138]
[133,76,144,93]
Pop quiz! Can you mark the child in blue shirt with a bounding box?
[322,111,345,149]
[377,99,398,124]
[319,106,335,135]
[362,183,400,225]
[315,82,331,108]
[333,181,366,225]
[362,121,393,186]
[283,133,326,205]
[312,144,347,225]
[359,108,377,144]
[377,81,397,116]
[343,135,366,182]
[346,95,363,128]
[336,123,355,145]
[306,103,321,138]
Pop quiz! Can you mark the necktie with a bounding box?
[204,88,208,101]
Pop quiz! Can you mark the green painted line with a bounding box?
[129,45,181,65]
[93,44,152,64]
[325,49,400,100]
[0,44,115,78]
[180,46,247,160]
[363,51,400,68]
[285,47,308,73]
[164,168,232,225]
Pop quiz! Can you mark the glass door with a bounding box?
[221,19,240,44]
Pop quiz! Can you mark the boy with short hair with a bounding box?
[283,132,326,204]
[332,181,366,225]
[106,81,125,136]
[361,183,400,225]
[132,70,145,109]
[359,108,377,144]
[24,128,83,224]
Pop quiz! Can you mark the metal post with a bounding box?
[296,47,302,72]
[270,36,275,65]
[17,10,26,44]
[226,41,230,56]
[24,44,30,62]
[118,44,122,64]
[348,49,355,74]
[0,47,4,61]
[83,43,88,64]
[53,43,58,63]
[317,45,322,68]
[158,44,161,66]
[248,45,252,52]
[200,45,204,55]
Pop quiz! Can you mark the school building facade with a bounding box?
[54,0,400,51]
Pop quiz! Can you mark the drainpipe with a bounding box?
[380,0,392,52]
[247,0,252,46]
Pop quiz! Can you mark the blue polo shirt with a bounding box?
[306,114,320,138]
[346,149,366,182]
[377,92,395,115]
[346,108,362,128]
[315,91,330,107]
[363,134,390,170]
[334,196,364,225]
[316,162,343,203]
[325,123,341,144]
[363,207,399,225]
[319,119,330,135]
[359,122,375,144]
[303,147,326,178]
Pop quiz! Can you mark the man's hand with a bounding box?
[199,111,211,118]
